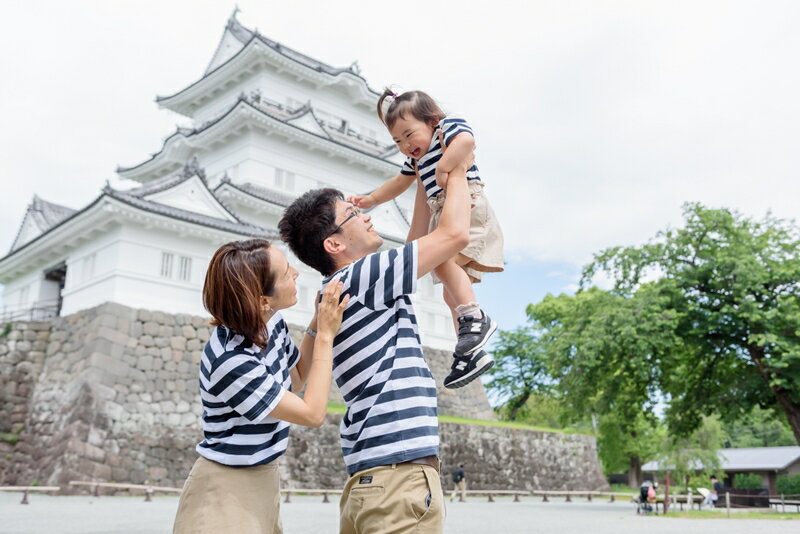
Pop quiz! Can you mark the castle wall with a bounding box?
[0,303,606,492]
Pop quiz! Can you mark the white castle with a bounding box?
[0,12,455,350]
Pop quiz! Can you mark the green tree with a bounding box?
[581,203,800,443]
[527,284,682,484]
[596,412,664,486]
[722,406,796,447]
[658,415,725,491]
[485,327,551,420]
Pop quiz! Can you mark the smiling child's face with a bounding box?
[389,115,436,160]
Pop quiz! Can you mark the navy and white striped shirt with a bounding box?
[320,241,439,475]
[196,313,300,466]
[400,116,480,199]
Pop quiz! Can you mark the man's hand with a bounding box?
[346,194,376,209]
[435,170,449,190]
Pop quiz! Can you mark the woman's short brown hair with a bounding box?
[202,239,276,347]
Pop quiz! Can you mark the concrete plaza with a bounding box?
[1,492,797,534]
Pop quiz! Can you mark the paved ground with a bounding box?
[1,492,797,533]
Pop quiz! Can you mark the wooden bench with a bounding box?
[0,485,61,504]
[769,497,800,512]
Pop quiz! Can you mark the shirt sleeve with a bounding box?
[346,241,418,310]
[400,156,417,176]
[441,117,475,146]
[207,350,286,423]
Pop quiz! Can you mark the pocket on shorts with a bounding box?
[410,467,442,522]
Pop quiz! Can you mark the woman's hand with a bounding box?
[316,279,349,338]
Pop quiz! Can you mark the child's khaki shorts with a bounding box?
[427,180,505,283]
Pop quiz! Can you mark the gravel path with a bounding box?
[1,492,796,533]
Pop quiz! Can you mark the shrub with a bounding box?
[733,473,763,490]
[777,474,800,497]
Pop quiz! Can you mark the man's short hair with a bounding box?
[278,188,343,275]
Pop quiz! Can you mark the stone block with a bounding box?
[88,352,130,378]
[136,355,154,371]
[170,337,186,350]
[181,325,196,339]
[154,337,169,348]
[186,339,201,351]
[143,322,159,336]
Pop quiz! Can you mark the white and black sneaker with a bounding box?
[443,350,494,389]
[455,312,497,356]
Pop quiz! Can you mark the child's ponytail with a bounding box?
[376,88,445,130]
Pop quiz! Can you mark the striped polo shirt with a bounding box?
[400,116,480,199]
[196,313,300,466]
[320,241,439,475]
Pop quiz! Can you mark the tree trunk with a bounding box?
[507,391,531,420]
[747,345,800,445]
[628,455,642,489]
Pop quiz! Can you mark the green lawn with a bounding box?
[326,403,587,435]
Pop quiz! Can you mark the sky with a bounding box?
[1,0,800,332]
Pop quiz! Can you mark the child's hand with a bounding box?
[346,194,376,209]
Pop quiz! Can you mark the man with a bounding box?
[450,463,467,502]
[278,157,472,534]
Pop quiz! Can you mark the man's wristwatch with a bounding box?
[306,327,317,338]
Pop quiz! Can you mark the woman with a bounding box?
[173,238,348,534]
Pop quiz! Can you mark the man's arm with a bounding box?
[416,159,471,278]
[437,133,475,175]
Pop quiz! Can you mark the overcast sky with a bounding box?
[2,1,799,328]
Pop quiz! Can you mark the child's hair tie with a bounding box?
[386,91,398,104]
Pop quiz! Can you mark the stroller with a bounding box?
[636,481,657,515]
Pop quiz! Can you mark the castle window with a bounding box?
[161,252,174,278]
[275,168,296,191]
[18,285,29,306]
[179,256,192,282]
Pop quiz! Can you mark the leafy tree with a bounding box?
[485,327,552,420]
[527,284,682,484]
[659,415,725,491]
[596,412,664,486]
[580,203,800,444]
[722,406,796,447]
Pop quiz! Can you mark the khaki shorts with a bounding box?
[173,456,283,534]
[427,181,505,283]
[339,463,444,534]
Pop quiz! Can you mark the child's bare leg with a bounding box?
[437,258,497,389]
[435,259,477,322]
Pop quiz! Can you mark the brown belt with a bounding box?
[402,455,440,473]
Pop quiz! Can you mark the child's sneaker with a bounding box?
[454,311,497,356]
[443,350,494,389]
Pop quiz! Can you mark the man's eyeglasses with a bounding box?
[328,206,360,236]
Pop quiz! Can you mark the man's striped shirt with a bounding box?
[400,116,480,199]
[196,313,300,466]
[320,241,439,475]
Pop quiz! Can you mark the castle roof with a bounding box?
[9,196,78,252]
[117,95,397,182]
[156,13,378,117]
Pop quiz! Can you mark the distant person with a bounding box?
[347,89,505,389]
[704,475,723,507]
[172,239,348,534]
[450,463,467,502]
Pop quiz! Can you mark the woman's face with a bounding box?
[264,247,299,312]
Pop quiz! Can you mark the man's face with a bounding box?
[330,199,383,259]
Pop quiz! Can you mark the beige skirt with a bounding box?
[427,180,505,283]
[173,456,283,534]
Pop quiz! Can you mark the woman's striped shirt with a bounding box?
[196,313,300,466]
[400,116,480,199]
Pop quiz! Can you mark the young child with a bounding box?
[347,89,504,389]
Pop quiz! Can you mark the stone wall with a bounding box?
[0,303,606,492]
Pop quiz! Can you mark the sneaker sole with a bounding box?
[444,355,495,389]
[460,318,498,356]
